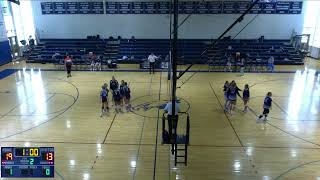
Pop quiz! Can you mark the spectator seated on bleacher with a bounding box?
[28,35,35,50]
[268,46,275,52]
[122,56,128,60]
[165,54,170,62]
[107,59,117,69]
[52,52,61,63]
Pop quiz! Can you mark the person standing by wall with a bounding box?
[240,58,245,76]
[148,53,158,74]
[268,56,275,72]
[64,55,73,77]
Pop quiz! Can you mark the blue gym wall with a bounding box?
[31,0,306,39]
[0,40,12,65]
[0,3,12,65]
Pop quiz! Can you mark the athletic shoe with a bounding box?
[256,117,261,123]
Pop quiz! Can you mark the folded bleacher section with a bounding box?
[207,39,303,65]
[118,39,208,64]
[27,39,108,63]
[26,38,304,67]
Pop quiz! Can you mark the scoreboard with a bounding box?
[1,147,54,178]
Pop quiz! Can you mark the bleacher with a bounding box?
[207,39,304,67]
[27,39,107,63]
[26,38,304,69]
[118,39,208,64]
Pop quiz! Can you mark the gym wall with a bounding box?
[31,0,306,39]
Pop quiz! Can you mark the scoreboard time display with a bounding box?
[1,147,54,178]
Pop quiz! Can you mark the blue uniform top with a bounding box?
[119,85,125,96]
[223,84,228,92]
[243,89,250,99]
[227,86,241,100]
[100,89,108,98]
[263,96,272,109]
[110,80,119,91]
[113,89,121,101]
[123,86,131,98]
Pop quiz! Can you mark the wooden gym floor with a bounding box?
[0,58,320,180]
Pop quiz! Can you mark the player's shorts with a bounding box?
[125,94,131,100]
[263,108,270,114]
[101,96,108,103]
[243,98,249,103]
[229,99,236,105]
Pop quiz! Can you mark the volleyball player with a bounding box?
[242,84,250,112]
[227,82,241,115]
[113,88,122,113]
[223,81,230,112]
[257,92,272,123]
[119,80,125,107]
[110,76,119,105]
[123,82,131,112]
[100,85,109,117]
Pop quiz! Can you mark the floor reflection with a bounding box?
[287,68,319,121]
[14,68,48,124]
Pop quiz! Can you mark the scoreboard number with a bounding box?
[6,152,13,160]
[30,158,34,165]
[46,152,53,161]
[30,148,39,156]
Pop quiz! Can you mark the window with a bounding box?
[303,1,320,48]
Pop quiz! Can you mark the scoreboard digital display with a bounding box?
[1,147,54,178]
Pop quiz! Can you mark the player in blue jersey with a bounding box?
[113,88,122,113]
[223,81,230,112]
[257,92,272,123]
[100,84,109,117]
[123,82,131,112]
[110,76,119,91]
[227,82,242,115]
[110,76,119,106]
[119,80,125,107]
[242,84,250,112]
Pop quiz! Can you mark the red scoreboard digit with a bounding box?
[46,152,53,161]
[6,152,13,161]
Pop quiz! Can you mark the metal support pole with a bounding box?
[171,0,178,118]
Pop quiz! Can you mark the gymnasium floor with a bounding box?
[0,59,320,180]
